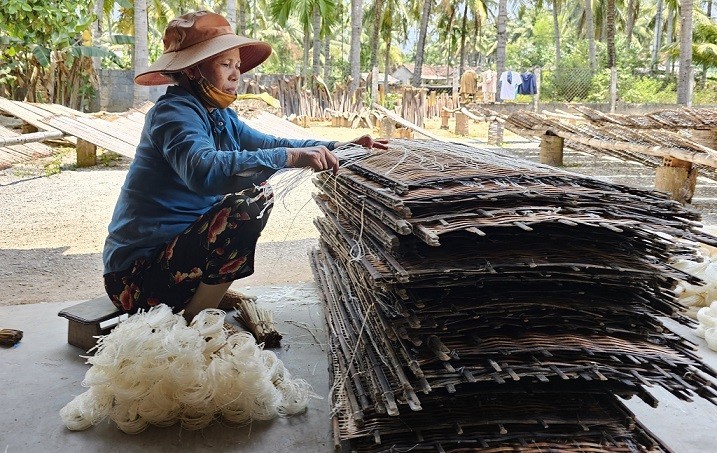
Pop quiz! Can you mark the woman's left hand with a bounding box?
[337,135,389,150]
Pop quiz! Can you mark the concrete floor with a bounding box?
[0,283,333,453]
[2,282,717,452]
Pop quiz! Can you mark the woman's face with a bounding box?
[193,48,242,94]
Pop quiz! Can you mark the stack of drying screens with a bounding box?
[310,139,717,452]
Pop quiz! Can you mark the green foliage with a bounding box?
[43,149,75,176]
[617,73,677,104]
[694,79,717,105]
[506,11,555,69]
[540,68,682,104]
[0,0,94,48]
[540,68,599,102]
[0,0,118,107]
[98,151,123,167]
[383,92,400,110]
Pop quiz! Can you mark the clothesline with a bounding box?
[458,68,539,102]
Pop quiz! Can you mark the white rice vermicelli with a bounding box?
[60,305,313,433]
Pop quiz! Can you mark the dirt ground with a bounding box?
[2,117,716,307]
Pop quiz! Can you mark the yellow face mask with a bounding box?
[191,75,237,109]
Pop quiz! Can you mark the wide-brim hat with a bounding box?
[135,10,272,86]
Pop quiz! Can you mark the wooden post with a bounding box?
[488,120,503,146]
[455,111,469,136]
[371,66,379,105]
[440,108,450,129]
[540,133,564,166]
[380,117,395,138]
[76,139,97,167]
[429,90,437,118]
[655,156,697,204]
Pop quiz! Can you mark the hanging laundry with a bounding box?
[499,70,522,101]
[460,69,478,95]
[518,72,537,95]
[481,69,497,102]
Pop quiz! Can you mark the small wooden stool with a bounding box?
[58,296,123,351]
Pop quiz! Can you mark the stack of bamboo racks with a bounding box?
[310,139,717,452]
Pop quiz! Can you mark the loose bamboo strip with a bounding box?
[233,298,282,348]
[552,128,717,169]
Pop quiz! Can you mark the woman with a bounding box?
[103,10,387,321]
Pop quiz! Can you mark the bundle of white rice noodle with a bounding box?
[60,305,313,434]
[672,250,717,317]
[695,301,717,352]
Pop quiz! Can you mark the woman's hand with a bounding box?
[286,146,340,175]
[336,135,389,151]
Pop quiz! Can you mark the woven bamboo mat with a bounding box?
[311,139,716,452]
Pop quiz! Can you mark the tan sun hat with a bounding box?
[134,10,272,86]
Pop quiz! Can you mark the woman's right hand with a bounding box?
[286,146,340,175]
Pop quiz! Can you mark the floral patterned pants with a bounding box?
[103,189,272,314]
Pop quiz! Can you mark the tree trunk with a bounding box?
[473,15,480,66]
[302,23,310,78]
[665,8,674,73]
[552,1,561,66]
[369,0,383,73]
[226,0,237,32]
[92,0,103,72]
[133,0,150,107]
[585,0,595,71]
[312,6,321,83]
[92,0,104,110]
[349,0,363,92]
[606,0,615,68]
[625,0,635,48]
[383,37,391,95]
[459,1,468,76]
[496,0,507,100]
[323,35,331,84]
[607,0,616,111]
[411,0,432,87]
[238,0,246,35]
[652,0,664,71]
[677,0,694,104]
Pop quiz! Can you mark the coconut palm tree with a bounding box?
[583,0,596,65]
[434,1,488,78]
[495,0,507,99]
[677,0,694,104]
[625,0,636,48]
[133,0,150,106]
[551,0,562,66]
[379,0,409,91]
[270,0,315,77]
[227,0,237,31]
[606,0,615,68]
[411,0,433,87]
[652,0,664,70]
[349,0,364,91]
[368,0,385,73]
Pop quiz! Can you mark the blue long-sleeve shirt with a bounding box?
[103,85,335,274]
